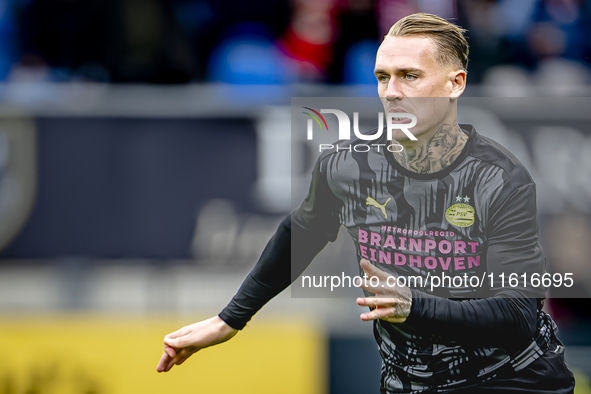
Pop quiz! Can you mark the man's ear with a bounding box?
[449,69,467,99]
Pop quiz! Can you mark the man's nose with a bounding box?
[385,78,404,99]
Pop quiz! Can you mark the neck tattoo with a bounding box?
[392,123,468,174]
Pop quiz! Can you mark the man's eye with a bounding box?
[378,75,389,82]
[404,74,417,81]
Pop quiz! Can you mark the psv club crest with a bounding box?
[445,195,475,228]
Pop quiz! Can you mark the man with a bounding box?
[157,13,575,393]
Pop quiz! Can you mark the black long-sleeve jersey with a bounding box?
[219,125,557,393]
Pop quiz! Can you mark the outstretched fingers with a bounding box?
[356,296,411,324]
[157,352,171,372]
[357,297,403,308]
[165,348,198,371]
[359,306,396,321]
[157,316,239,373]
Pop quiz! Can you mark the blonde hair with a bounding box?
[387,13,469,71]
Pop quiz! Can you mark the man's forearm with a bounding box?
[219,214,329,330]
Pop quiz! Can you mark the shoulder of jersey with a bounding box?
[470,131,534,187]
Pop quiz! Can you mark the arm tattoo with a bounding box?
[393,285,412,317]
[392,299,411,317]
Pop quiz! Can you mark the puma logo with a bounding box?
[366,197,391,219]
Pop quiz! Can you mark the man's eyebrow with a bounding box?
[374,67,423,75]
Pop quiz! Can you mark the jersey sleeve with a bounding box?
[219,156,342,330]
[405,183,545,349]
[407,291,538,349]
[485,183,546,298]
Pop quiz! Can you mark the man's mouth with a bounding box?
[389,115,412,124]
[388,109,412,123]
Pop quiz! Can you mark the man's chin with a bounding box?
[391,130,421,143]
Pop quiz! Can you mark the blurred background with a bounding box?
[0,0,590,393]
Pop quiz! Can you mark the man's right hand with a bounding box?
[156,316,238,372]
